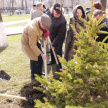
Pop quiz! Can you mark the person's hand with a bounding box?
[41,53,47,62]
[51,45,55,49]
[43,40,48,45]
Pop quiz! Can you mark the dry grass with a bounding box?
[2,14,30,22]
[0,35,55,108]
[0,35,30,108]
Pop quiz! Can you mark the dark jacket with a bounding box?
[97,17,108,43]
[85,10,90,21]
[47,10,67,47]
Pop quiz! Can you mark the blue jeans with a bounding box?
[30,42,43,79]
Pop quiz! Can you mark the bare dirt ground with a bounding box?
[20,82,46,108]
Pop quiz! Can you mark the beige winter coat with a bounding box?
[21,17,47,61]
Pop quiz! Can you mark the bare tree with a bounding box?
[101,0,107,11]
[8,0,14,16]
[21,0,24,10]
[0,10,2,22]
[49,0,53,8]
[78,0,80,4]
[71,0,75,8]
[25,0,28,14]
[61,0,64,7]
[12,0,14,15]
[71,0,75,9]
[33,0,34,4]
[3,0,5,10]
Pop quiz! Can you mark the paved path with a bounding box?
[5,26,25,36]
[4,14,70,36]
[4,19,30,36]
[4,19,30,26]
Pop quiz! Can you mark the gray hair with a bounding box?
[36,2,43,7]
[93,9,103,17]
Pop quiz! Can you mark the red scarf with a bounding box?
[42,29,49,38]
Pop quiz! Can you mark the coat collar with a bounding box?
[34,17,43,36]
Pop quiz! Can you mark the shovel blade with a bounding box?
[56,64,62,72]
[0,70,11,81]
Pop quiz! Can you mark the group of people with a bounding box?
[21,2,108,81]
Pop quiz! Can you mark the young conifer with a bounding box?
[34,0,108,107]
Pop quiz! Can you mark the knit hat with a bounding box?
[33,4,36,7]
[40,14,51,30]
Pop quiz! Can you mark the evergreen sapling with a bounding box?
[34,0,108,107]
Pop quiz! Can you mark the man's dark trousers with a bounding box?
[30,42,43,79]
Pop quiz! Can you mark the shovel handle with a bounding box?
[52,49,59,64]
[48,38,59,65]
[0,94,28,101]
[44,43,48,80]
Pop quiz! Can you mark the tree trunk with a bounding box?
[101,0,107,11]
[49,0,53,8]
[72,0,73,8]
[61,0,64,7]
[0,10,8,50]
[3,0,5,11]
[0,10,3,22]
[33,0,34,4]
[25,0,28,14]
[21,0,24,10]
[12,0,14,15]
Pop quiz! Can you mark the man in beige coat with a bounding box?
[21,14,51,80]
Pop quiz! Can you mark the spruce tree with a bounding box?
[34,0,108,107]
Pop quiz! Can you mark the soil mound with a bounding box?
[20,81,46,108]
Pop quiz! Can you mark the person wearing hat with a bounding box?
[93,9,108,43]
[30,2,48,79]
[47,3,66,69]
[21,14,51,81]
[31,2,44,20]
[30,4,37,20]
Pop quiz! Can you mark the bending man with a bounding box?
[21,14,51,80]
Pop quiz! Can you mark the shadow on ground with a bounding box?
[0,49,5,53]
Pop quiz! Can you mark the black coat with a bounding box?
[47,10,67,47]
[97,17,108,43]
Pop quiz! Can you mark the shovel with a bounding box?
[0,70,11,81]
[44,43,47,80]
[0,94,33,103]
[48,38,61,72]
